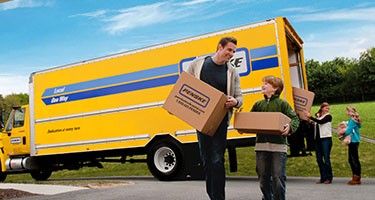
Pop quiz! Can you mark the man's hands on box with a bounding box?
[225,96,238,108]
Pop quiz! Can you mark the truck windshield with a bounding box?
[5,110,14,132]
[13,108,25,128]
[5,108,25,132]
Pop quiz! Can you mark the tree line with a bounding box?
[306,47,375,103]
[1,47,374,124]
[0,93,28,127]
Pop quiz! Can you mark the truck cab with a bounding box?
[0,106,52,181]
[1,106,30,156]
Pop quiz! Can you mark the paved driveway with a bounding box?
[12,176,375,200]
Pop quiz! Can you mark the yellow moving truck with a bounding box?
[0,17,307,181]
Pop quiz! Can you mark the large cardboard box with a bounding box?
[292,87,315,120]
[163,72,228,136]
[234,112,291,135]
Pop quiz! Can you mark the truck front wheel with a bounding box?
[147,140,184,181]
[30,170,52,181]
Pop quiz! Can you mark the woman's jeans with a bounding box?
[197,118,228,200]
[348,142,361,176]
[256,151,287,200]
[315,137,333,182]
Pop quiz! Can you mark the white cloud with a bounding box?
[0,0,51,11]
[73,0,245,35]
[179,0,215,6]
[103,2,175,35]
[70,10,107,18]
[293,7,375,22]
[304,25,375,61]
[279,6,320,13]
[0,74,29,95]
[283,5,375,61]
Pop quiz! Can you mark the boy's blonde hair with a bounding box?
[262,75,284,95]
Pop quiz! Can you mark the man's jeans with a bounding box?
[315,137,333,182]
[256,151,287,200]
[197,118,228,200]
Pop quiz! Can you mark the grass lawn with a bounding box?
[229,101,375,178]
[4,102,375,183]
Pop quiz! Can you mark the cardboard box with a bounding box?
[163,72,228,136]
[234,112,291,135]
[292,87,315,120]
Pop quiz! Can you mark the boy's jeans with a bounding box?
[256,151,287,200]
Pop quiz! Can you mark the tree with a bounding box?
[306,58,351,103]
[356,48,375,101]
[305,47,375,103]
[1,93,29,125]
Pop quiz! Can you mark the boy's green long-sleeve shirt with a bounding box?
[251,94,300,152]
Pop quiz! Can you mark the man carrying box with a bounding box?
[250,75,299,200]
[187,37,243,200]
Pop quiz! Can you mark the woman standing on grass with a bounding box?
[345,106,362,185]
[306,102,333,184]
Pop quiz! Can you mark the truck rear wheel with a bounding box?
[147,140,184,181]
[30,170,52,181]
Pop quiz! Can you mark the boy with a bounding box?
[251,75,299,200]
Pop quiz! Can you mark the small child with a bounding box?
[337,121,350,145]
[337,121,347,140]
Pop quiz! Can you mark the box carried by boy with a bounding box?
[234,112,291,135]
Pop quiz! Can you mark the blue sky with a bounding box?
[1,0,374,95]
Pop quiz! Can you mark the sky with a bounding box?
[0,0,374,95]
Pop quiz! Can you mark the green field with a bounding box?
[232,101,375,178]
[4,102,375,183]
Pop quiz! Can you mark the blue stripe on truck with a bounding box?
[42,64,179,97]
[41,45,280,105]
[251,57,279,70]
[42,75,179,105]
[250,45,277,59]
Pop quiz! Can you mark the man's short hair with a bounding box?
[218,37,237,49]
[262,75,284,95]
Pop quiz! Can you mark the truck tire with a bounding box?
[147,140,184,181]
[30,170,52,181]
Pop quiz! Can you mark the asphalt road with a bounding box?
[13,176,375,200]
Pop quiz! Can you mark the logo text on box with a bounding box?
[179,84,210,108]
[293,95,308,107]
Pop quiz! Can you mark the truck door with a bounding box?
[3,108,29,155]
[287,39,305,89]
[284,21,311,157]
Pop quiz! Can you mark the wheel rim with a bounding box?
[153,146,177,174]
